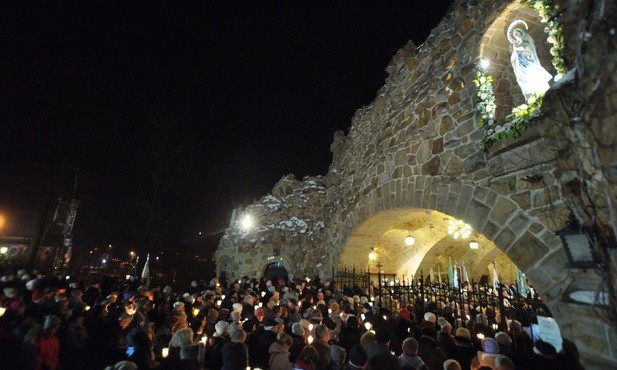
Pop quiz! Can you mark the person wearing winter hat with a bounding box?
[443,359,462,370]
[494,354,516,370]
[398,337,426,370]
[345,344,368,369]
[254,317,283,369]
[173,301,185,312]
[214,320,230,338]
[221,328,248,370]
[205,322,228,370]
[37,315,61,370]
[365,326,394,361]
[421,312,437,330]
[417,326,447,370]
[448,327,475,369]
[494,332,519,366]
[289,322,307,363]
[471,337,500,369]
[232,302,243,313]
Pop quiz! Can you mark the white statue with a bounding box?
[507,20,553,100]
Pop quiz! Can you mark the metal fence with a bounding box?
[332,266,551,330]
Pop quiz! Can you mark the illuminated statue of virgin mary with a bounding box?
[507,20,553,100]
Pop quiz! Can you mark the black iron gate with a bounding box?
[332,266,551,330]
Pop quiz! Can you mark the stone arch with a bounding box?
[336,180,566,298]
[479,2,557,121]
[257,255,296,280]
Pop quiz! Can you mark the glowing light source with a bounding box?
[0,307,5,317]
[480,58,491,70]
[405,235,415,246]
[0,246,7,254]
[307,335,314,344]
[162,347,169,358]
[192,308,200,317]
[364,322,372,330]
[448,219,472,239]
[469,241,479,249]
[368,248,377,261]
[240,214,253,230]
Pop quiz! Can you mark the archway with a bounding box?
[264,261,289,283]
[338,208,522,287]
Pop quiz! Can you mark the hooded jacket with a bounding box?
[269,341,292,370]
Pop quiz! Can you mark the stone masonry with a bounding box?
[217,0,617,366]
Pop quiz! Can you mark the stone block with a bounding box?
[489,176,517,195]
[467,199,491,224]
[412,190,424,208]
[472,186,489,202]
[440,115,454,135]
[494,228,516,252]
[422,156,441,176]
[443,155,462,176]
[448,92,461,105]
[508,212,531,236]
[417,141,431,164]
[510,191,531,210]
[507,232,549,271]
[432,138,444,154]
[489,196,517,225]
[481,221,500,240]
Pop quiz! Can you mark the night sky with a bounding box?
[1,1,454,258]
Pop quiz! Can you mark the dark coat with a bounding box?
[221,341,249,370]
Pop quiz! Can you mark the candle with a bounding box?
[0,307,6,317]
[216,300,222,306]
[85,306,91,311]
[328,308,332,314]
[201,336,207,344]
[259,302,263,307]
[476,333,485,339]
[308,324,314,332]
[162,347,169,358]
[307,335,314,344]
[193,308,200,317]
[364,322,372,330]
[361,314,365,321]
[221,295,226,300]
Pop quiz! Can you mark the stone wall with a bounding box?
[217,0,617,366]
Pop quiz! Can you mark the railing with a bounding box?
[332,266,551,330]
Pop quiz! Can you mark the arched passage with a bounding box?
[339,208,521,285]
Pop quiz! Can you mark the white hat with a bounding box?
[424,312,436,323]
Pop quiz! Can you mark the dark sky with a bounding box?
[0,1,453,253]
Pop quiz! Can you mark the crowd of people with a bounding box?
[0,268,585,370]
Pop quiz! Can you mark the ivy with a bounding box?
[475,0,565,151]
